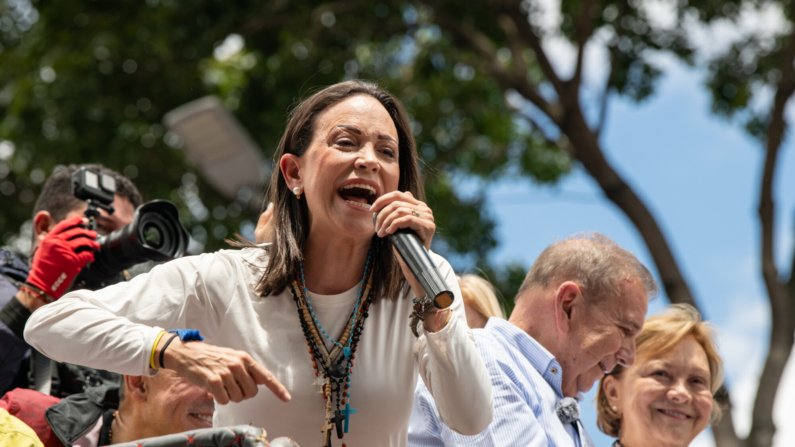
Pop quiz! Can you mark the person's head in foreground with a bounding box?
[509,233,657,397]
[113,370,214,444]
[596,304,724,447]
[458,274,505,328]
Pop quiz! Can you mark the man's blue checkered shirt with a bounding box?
[408,318,596,447]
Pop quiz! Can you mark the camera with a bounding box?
[71,167,190,288]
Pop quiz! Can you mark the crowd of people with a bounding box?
[0,80,724,447]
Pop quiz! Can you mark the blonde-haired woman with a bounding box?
[457,274,505,328]
[597,304,724,447]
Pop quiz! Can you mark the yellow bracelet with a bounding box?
[150,330,167,369]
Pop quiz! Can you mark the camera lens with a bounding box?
[142,222,164,249]
[83,200,188,281]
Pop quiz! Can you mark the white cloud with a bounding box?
[691,429,715,447]
[525,0,612,87]
[527,0,562,35]
[542,35,578,81]
[643,0,678,30]
[686,249,770,440]
[712,278,769,436]
[691,246,795,443]
[581,27,613,90]
[776,228,793,276]
[684,2,791,62]
[700,265,795,446]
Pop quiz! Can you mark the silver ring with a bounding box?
[411,209,420,218]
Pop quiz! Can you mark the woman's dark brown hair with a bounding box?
[257,80,423,300]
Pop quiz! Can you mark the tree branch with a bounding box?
[745,22,795,447]
[569,0,596,98]
[433,13,557,120]
[497,13,528,81]
[572,0,597,50]
[712,385,742,447]
[503,5,565,94]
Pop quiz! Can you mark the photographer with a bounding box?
[0,164,141,396]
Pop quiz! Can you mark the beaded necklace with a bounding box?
[108,411,118,444]
[289,249,374,447]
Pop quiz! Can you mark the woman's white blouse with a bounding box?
[25,247,493,447]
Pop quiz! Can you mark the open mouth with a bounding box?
[338,183,377,210]
[657,409,691,420]
[189,413,213,426]
[599,362,610,375]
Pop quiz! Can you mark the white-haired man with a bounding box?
[408,233,657,446]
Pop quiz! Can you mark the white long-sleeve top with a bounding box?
[25,247,493,447]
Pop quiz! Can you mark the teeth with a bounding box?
[345,199,372,209]
[660,409,689,418]
[340,183,376,195]
[192,414,213,422]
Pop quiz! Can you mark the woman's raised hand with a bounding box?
[371,191,435,250]
[370,191,436,296]
[161,338,291,405]
[371,191,452,332]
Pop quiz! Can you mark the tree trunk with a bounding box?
[713,385,745,447]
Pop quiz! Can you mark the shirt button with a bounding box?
[550,367,558,375]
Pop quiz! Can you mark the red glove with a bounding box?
[26,216,100,299]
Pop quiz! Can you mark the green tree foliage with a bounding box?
[0,0,702,362]
[9,2,783,446]
[0,0,569,271]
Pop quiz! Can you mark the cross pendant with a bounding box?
[333,409,344,439]
[320,422,333,447]
[341,403,357,434]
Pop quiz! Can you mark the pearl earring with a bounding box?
[293,186,302,199]
[612,406,617,411]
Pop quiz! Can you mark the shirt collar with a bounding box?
[485,317,569,398]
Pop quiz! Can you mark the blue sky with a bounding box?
[481,54,795,446]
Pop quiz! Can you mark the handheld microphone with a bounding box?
[374,213,455,309]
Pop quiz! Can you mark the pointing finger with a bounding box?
[248,361,291,402]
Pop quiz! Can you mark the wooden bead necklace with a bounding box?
[108,411,118,444]
[290,249,374,447]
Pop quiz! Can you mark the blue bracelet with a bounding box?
[168,329,204,341]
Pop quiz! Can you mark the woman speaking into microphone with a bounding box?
[25,80,493,447]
